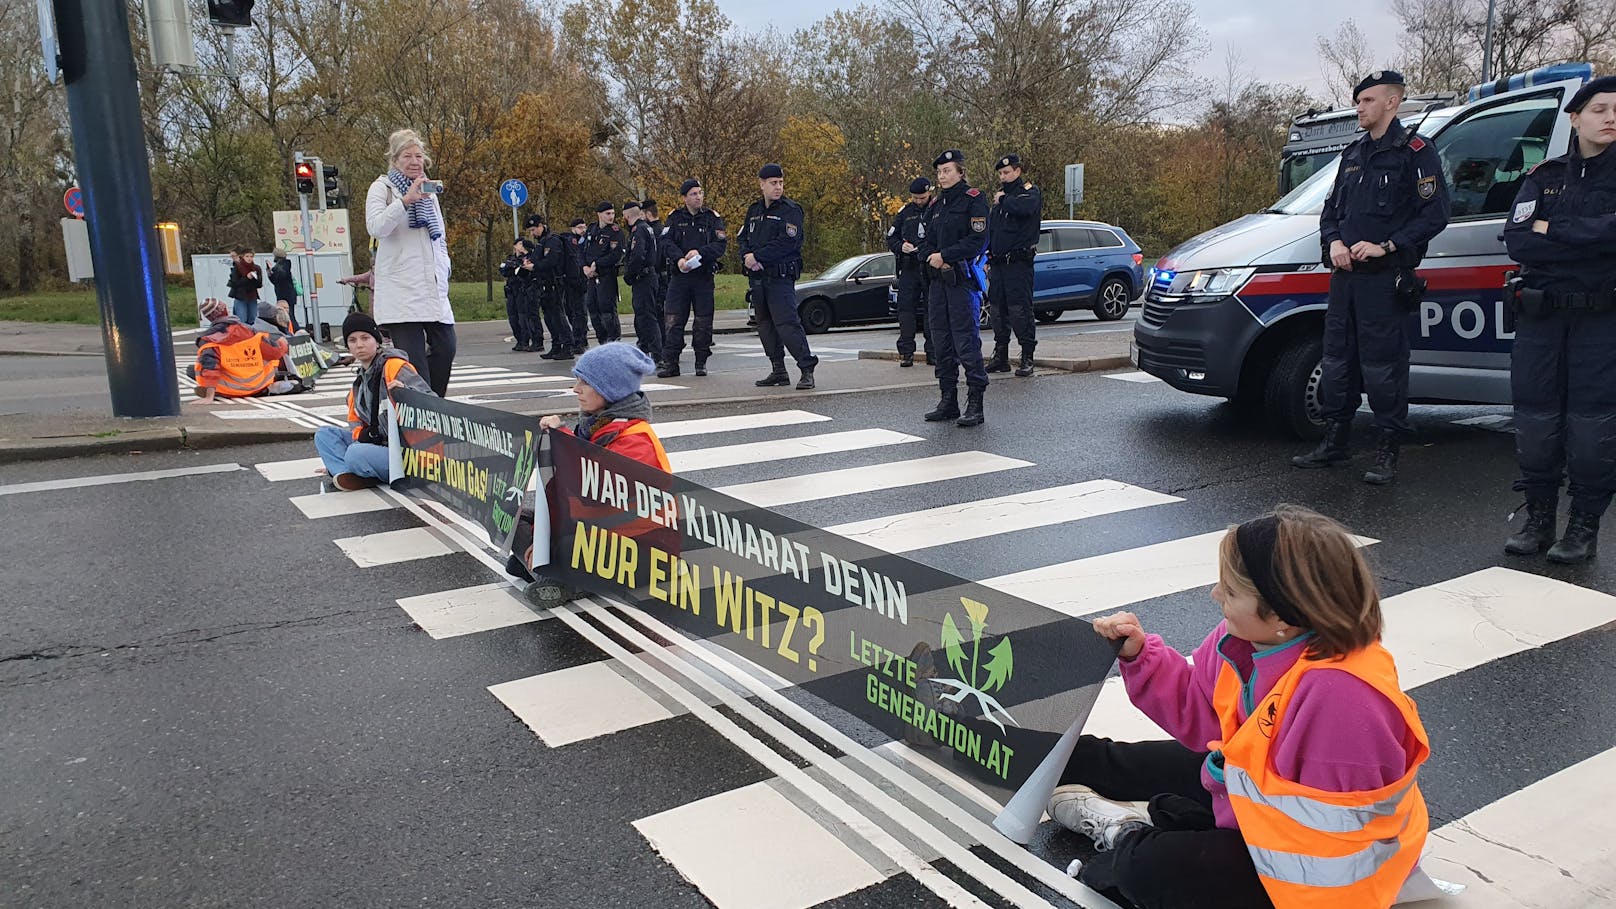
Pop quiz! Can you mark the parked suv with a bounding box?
[1024,220,1144,322]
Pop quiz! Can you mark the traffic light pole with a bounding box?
[53,0,180,417]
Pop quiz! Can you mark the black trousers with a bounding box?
[538,282,572,352]
[895,266,931,359]
[988,258,1036,352]
[663,273,715,364]
[629,275,663,360]
[1512,309,1616,515]
[586,274,622,343]
[1061,736,1273,909]
[1319,269,1409,434]
[563,281,589,351]
[503,287,529,346]
[756,276,817,370]
[928,274,988,390]
[381,320,457,398]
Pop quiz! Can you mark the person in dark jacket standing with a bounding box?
[622,200,663,363]
[919,149,991,427]
[268,249,300,333]
[563,219,590,355]
[583,202,624,344]
[888,177,934,368]
[657,179,727,378]
[524,215,570,360]
[498,237,538,351]
[1501,76,1616,564]
[986,154,1043,377]
[1292,70,1449,484]
[227,246,264,325]
[643,198,668,316]
[739,163,818,390]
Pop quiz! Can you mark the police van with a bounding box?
[1280,94,1456,195]
[1133,63,1596,438]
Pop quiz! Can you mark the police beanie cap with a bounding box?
[995,154,1021,170]
[523,214,544,228]
[342,312,384,346]
[595,200,614,213]
[679,178,701,196]
[908,177,932,194]
[1352,69,1405,100]
[622,199,641,211]
[1566,76,1616,112]
[933,149,964,167]
[758,163,784,179]
[573,342,657,405]
[570,218,587,227]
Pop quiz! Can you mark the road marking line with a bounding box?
[255,457,326,482]
[655,410,832,439]
[1103,371,1161,383]
[671,428,922,473]
[209,410,310,420]
[288,488,392,518]
[490,661,676,746]
[827,479,1182,553]
[716,452,1033,508]
[0,462,243,497]
[395,582,541,638]
[1451,414,1514,431]
[333,527,455,567]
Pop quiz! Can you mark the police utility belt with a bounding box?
[1505,271,1616,318]
[988,247,1036,266]
[748,261,800,281]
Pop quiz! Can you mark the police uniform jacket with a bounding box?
[920,181,990,269]
[584,223,623,274]
[498,247,530,290]
[988,180,1043,258]
[646,218,670,275]
[1504,143,1616,296]
[1319,118,1450,270]
[887,201,929,272]
[659,207,728,276]
[563,233,587,283]
[526,231,565,282]
[738,196,805,279]
[624,220,659,285]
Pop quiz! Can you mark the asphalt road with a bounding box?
[2,366,1611,908]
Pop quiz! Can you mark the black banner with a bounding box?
[393,388,538,549]
[284,331,329,383]
[544,429,1117,805]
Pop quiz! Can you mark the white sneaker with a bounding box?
[1048,784,1151,851]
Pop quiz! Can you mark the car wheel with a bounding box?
[1092,277,1132,321]
[1035,308,1061,324]
[1264,335,1326,440]
[799,297,834,334]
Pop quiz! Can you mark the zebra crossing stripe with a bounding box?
[489,660,676,747]
[288,488,392,518]
[716,452,1033,508]
[256,457,325,482]
[655,410,831,439]
[394,582,543,639]
[333,527,455,567]
[670,428,922,473]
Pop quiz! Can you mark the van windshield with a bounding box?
[1265,109,1457,216]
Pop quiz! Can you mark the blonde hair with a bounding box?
[387,128,432,169]
[1217,504,1382,661]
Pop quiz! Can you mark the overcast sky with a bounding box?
[721,0,1407,103]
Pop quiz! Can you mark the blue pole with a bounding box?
[54,0,181,417]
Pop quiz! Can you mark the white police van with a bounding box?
[1133,63,1595,438]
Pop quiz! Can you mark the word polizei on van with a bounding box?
[1132,63,1597,439]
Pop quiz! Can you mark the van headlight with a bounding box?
[1181,267,1255,301]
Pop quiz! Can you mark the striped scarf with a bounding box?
[387,169,443,241]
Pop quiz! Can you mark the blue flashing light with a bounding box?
[1468,62,1593,102]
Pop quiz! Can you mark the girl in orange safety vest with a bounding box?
[1049,504,1432,909]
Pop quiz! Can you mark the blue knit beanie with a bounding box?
[573,342,657,404]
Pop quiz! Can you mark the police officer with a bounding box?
[562,218,590,355]
[986,154,1043,377]
[888,177,934,368]
[658,178,727,378]
[583,201,624,344]
[919,149,991,427]
[1292,70,1449,483]
[1501,76,1616,564]
[524,215,571,360]
[498,236,537,351]
[643,198,668,316]
[739,163,818,390]
[622,199,663,363]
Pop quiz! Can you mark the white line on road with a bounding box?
[671,428,922,473]
[0,462,243,497]
[715,451,1033,508]
[1103,371,1161,383]
[288,488,393,518]
[332,527,455,567]
[655,410,831,439]
[397,582,543,638]
[255,457,325,482]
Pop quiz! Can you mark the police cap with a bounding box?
[595,200,614,213]
[622,199,641,212]
[1352,69,1405,101]
[641,198,658,212]
[570,218,586,227]
[908,177,932,194]
[679,178,701,196]
[523,214,544,228]
[995,154,1021,171]
[1565,76,1616,113]
[758,163,784,180]
[933,149,964,168]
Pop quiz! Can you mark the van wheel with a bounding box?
[1264,336,1326,440]
[799,298,834,334]
[1092,278,1131,321]
[1035,308,1062,323]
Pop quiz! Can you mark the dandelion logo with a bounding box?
[938,597,1018,732]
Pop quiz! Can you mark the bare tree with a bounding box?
[1316,19,1377,105]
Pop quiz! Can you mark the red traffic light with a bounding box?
[294,161,315,195]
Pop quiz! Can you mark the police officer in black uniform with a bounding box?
[888,177,934,368]
[562,218,590,355]
[622,199,663,363]
[986,154,1043,377]
[524,215,571,360]
[583,201,624,344]
[1292,70,1450,483]
[919,149,991,427]
[643,198,668,317]
[498,235,537,351]
[1501,76,1616,564]
[739,163,819,390]
[658,178,727,378]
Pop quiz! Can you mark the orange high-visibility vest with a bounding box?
[612,421,671,471]
[198,332,279,397]
[1211,642,1430,909]
[346,356,415,440]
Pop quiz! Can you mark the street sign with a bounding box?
[500,179,528,208]
[64,186,83,218]
[1064,164,1084,205]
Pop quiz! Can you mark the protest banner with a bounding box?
[392,388,539,550]
[541,429,1120,822]
[284,331,329,383]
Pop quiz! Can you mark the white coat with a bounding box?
[365,175,455,325]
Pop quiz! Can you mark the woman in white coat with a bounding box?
[365,128,457,396]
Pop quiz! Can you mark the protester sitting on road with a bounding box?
[508,342,669,607]
[313,312,433,491]
[189,298,292,404]
[226,246,264,325]
[1051,504,1429,909]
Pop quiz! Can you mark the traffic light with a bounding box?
[321,165,340,211]
[207,0,255,27]
[294,160,315,196]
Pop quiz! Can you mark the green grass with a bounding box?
[0,275,753,327]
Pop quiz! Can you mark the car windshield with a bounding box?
[1266,110,1456,216]
[816,256,868,280]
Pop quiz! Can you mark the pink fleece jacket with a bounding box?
[1119,622,1418,830]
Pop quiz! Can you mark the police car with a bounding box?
[1133,63,1595,438]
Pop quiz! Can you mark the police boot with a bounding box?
[925,387,960,422]
[956,388,985,427]
[1547,510,1601,565]
[656,361,680,378]
[1362,431,1400,486]
[985,345,1011,373]
[755,361,790,386]
[1290,421,1352,469]
[1504,499,1558,556]
[694,357,708,377]
[899,353,914,367]
[796,366,815,390]
[1014,349,1035,378]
